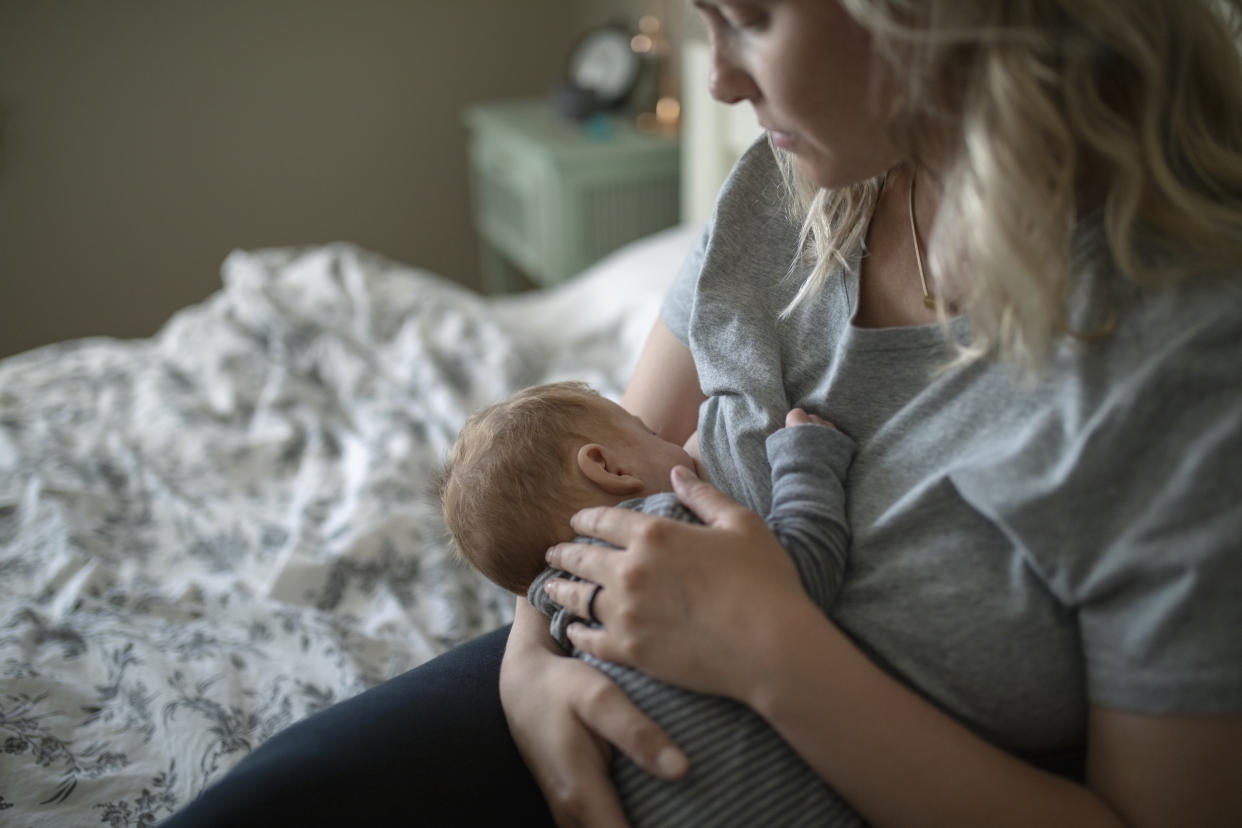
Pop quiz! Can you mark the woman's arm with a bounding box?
[548,470,1242,828]
[747,586,1242,828]
[1087,708,1242,828]
[620,318,705,445]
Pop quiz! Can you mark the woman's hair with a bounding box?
[781,0,1242,371]
[440,382,609,594]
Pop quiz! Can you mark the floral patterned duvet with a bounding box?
[0,235,686,826]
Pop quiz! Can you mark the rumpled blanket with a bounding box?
[0,232,689,826]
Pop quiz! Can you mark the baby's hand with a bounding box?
[785,408,835,429]
[683,430,708,480]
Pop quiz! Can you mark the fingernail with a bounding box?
[656,746,688,778]
[672,465,697,483]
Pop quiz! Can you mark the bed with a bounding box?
[0,34,759,825]
[0,226,703,824]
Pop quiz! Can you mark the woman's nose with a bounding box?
[708,48,759,104]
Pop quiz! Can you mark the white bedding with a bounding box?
[0,225,699,826]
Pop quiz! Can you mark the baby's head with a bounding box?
[440,381,694,593]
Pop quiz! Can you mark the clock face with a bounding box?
[569,27,640,105]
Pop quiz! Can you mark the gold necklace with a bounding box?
[907,172,939,310]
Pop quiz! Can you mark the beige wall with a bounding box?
[573,0,648,30]
[0,0,652,358]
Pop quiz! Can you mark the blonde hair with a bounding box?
[440,382,611,593]
[781,0,1242,371]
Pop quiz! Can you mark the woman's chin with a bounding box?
[797,153,891,192]
[773,141,885,191]
[792,154,835,190]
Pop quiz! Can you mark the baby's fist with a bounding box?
[785,408,835,429]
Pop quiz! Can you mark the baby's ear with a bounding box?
[576,443,644,496]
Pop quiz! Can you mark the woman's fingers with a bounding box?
[543,577,607,624]
[516,692,632,828]
[537,745,630,828]
[501,605,634,828]
[669,465,747,527]
[572,675,689,782]
[565,621,629,666]
[545,540,616,586]
[567,504,651,549]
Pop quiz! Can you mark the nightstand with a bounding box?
[463,98,681,293]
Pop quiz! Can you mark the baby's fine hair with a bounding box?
[440,381,611,593]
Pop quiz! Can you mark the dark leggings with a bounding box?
[162,624,554,826]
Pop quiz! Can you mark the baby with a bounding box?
[441,381,861,828]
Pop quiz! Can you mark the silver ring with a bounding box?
[586,584,604,625]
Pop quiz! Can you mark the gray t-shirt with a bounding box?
[661,138,1242,769]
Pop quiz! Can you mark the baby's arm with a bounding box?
[764,408,856,611]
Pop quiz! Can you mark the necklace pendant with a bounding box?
[923,294,938,311]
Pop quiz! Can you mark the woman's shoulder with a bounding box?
[719,136,784,197]
[658,143,811,352]
[1052,270,1242,471]
[662,139,809,336]
[709,138,801,242]
[1042,266,1242,543]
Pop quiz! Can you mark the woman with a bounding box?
[510,1,1242,825]
[167,2,1242,825]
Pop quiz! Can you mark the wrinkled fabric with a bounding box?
[0,231,693,825]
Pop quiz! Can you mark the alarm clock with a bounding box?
[556,24,642,120]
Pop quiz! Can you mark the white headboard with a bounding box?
[679,39,765,225]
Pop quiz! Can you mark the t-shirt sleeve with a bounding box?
[1034,293,1241,715]
[659,135,785,347]
[949,277,1242,716]
[1075,387,1242,715]
[659,223,710,346]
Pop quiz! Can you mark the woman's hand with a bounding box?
[499,599,688,828]
[543,465,811,703]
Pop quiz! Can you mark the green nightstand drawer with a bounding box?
[464,98,681,292]
[468,131,547,279]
